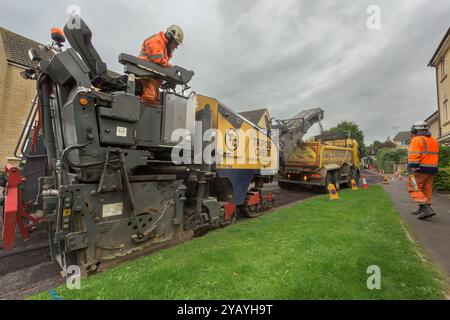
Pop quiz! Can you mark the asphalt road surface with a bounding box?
[360,168,385,185]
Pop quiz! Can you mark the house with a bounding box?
[366,146,377,156]
[428,26,450,146]
[0,27,52,168]
[424,110,440,139]
[392,131,410,149]
[239,108,271,129]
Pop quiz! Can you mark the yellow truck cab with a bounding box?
[277,137,360,193]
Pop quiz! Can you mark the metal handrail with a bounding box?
[13,95,39,159]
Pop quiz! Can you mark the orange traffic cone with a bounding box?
[351,179,359,191]
[362,176,368,189]
[328,183,339,200]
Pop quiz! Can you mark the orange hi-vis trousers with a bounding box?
[408,172,435,205]
[141,78,163,106]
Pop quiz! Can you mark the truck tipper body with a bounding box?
[277,138,360,193]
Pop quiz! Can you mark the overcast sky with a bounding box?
[1,0,449,143]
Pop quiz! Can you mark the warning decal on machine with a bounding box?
[116,126,127,137]
[102,202,123,217]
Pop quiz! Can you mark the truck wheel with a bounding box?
[333,171,341,191]
[345,168,356,188]
[321,173,333,194]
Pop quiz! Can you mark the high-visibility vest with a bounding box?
[408,135,439,174]
[138,32,172,67]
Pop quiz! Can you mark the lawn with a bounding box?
[31,186,446,300]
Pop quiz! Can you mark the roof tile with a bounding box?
[393,131,411,142]
[239,108,268,126]
[0,27,53,68]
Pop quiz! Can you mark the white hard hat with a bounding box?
[411,121,428,132]
[166,25,184,45]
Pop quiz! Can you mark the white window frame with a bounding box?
[441,59,447,79]
[444,95,449,121]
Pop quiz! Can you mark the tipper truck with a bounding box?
[277,134,361,193]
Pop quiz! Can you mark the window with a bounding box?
[444,95,449,121]
[441,59,447,79]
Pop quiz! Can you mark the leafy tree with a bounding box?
[369,138,397,156]
[324,121,367,158]
[438,145,450,167]
[434,146,450,191]
[376,148,408,173]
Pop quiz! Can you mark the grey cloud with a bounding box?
[1,0,449,143]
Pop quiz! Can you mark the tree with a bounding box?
[434,146,450,191]
[323,121,367,158]
[376,148,407,173]
[370,138,396,154]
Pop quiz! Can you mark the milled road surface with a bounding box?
[0,169,383,300]
[0,231,63,300]
[264,182,320,207]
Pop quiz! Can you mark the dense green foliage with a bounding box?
[375,145,450,190]
[368,138,396,156]
[435,146,450,191]
[324,121,367,158]
[376,148,408,173]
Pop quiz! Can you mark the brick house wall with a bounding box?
[0,28,52,169]
[434,50,450,143]
[429,26,450,145]
[425,111,440,139]
[0,35,36,168]
[0,62,36,168]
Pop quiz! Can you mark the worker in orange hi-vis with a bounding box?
[407,121,439,220]
[138,25,184,106]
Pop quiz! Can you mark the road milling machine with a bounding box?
[0,18,277,275]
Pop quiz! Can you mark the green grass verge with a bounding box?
[30,186,446,300]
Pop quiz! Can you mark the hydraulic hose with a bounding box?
[61,143,120,168]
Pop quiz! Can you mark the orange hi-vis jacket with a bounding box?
[408,134,439,174]
[138,32,173,105]
[139,32,173,67]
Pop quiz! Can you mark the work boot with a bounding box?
[417,204,436,220]
[410,207,422,215]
